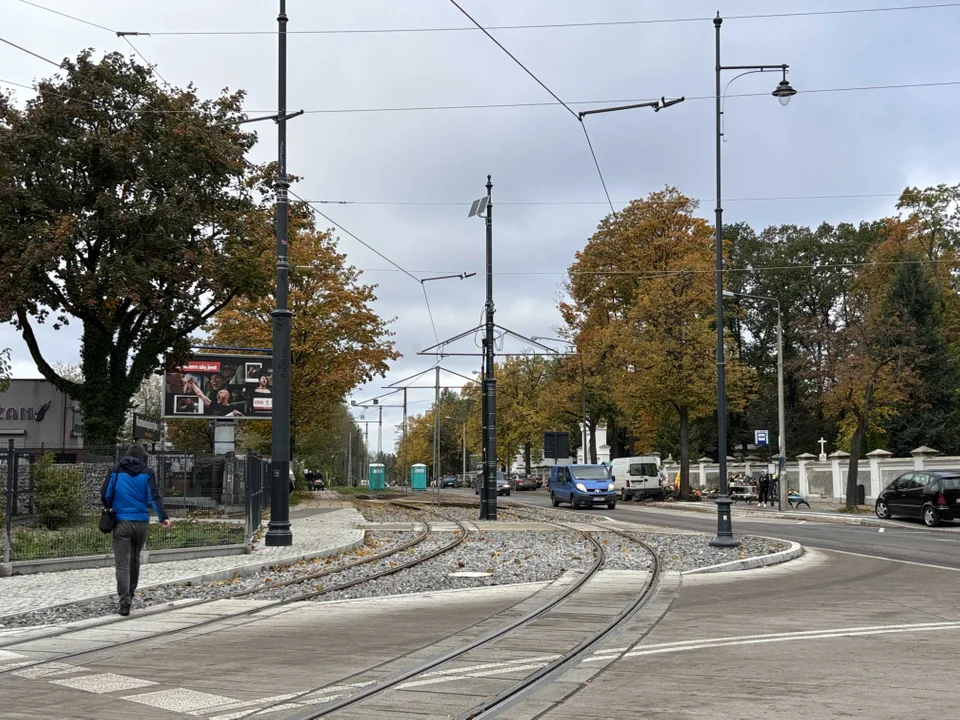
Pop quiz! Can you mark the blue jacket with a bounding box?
[101,456,169,523]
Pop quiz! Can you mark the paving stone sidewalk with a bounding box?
[0,507,365,618]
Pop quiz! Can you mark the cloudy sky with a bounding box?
[2,0,958,450]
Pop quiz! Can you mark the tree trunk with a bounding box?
[524,442,531,476]
[79,323,131,448]
[846,418,867,508]
[679,405,690,497]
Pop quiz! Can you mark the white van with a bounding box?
[610,456,661,501]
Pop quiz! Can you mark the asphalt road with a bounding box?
[465,489,960,569]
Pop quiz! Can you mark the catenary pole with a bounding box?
[266,0,293,546]
[481,176,497,520]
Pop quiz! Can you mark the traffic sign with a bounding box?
[754,429,769,446]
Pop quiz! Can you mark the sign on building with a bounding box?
[163,354,273,419]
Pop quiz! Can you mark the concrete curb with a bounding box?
[682,539,804,575]
[2,544,247,577]
[644,501,960,533]
[0,530,364,621]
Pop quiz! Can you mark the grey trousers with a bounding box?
[113,521,149,603]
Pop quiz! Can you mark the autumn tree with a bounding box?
[826,235,929,507]
[206,205,398,444]
[563,188,754,495]
[0,51,271,446]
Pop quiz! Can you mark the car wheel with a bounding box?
[551,492,559,507]
[875,500,891,519]
[923,505,941,527]
[607,501,616,510]
[620,488,630,502]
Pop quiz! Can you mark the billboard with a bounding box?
[133,412,161,441]
[163,354,273,419]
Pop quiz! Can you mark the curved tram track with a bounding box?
[0,510,466,678]
[282,504,663,720]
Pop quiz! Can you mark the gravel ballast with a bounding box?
[311,530,597,602]
[0,531,417,629]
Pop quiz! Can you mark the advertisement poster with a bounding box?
[163,354,273,419]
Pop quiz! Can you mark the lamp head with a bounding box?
[772,71,796,106]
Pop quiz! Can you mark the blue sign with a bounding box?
[754,430,769,446]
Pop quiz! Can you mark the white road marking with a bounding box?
[583,621,960,662]
[125,688,237,713]
[11,661,88,679]
[798,521,806,525]
[51,672,157,693]
[192,693,301,717]
[823,547,960,572]
[879,527,885,532]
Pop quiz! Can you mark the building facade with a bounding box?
[0,379,82,448]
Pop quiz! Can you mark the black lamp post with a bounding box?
[711,13,795,548]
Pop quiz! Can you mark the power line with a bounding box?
[54,2,960,36]
[421,283,441,345]
[0,36,63,68]
[303,192,904,207]
[4,77,960,116]
[15,0,115,34]
[350,258,958,278]
[579,121,615,214]
[446,0,578,120]
[121,35,171,88]
[445,0,616,213]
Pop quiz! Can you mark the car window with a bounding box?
[572,466,610,480]
[904,474,925,490]
[891,473,912,490]
[629,463,658,477]
[939,476,960,490]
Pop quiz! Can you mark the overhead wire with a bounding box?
[32,2,960,35]
[6,2,445,352]
[0,36,63,68]
[445,0,616,214]
[301,192,905,206]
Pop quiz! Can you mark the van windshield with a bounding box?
[629,463,658,477]
[572,466,610,480]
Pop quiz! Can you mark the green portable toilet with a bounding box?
[368,463,385,491]
[410,463,427,491]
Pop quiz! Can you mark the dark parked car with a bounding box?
[875,470,960,527]
[440,475,459,489]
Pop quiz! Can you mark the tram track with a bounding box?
[0,512,466,677]
[281,504,663,720]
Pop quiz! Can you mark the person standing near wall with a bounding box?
[101,443,171,616]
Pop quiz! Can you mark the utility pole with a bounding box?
[377,405,383,460]
[266,0,293,546]
[433,366,440,498]
[482,176,497,520]
[347,431,353,487]
[402,387,408,487]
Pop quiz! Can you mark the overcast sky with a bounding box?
[3,0,958,451]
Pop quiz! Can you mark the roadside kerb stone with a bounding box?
[644,501,960,533]
[0,508,365,619]
[682,539,803,575]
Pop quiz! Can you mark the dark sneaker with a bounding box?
[119,600,131,616]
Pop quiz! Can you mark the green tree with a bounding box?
[563,188,754,495]
[0,51,271,446]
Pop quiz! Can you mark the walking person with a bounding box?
[101,443,171,616]
[757,472,771,508]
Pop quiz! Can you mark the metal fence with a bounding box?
[2,441,267,563]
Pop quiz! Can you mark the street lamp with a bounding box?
[723,290,785,510]
[712,13,796,547]
[531,336,587,464]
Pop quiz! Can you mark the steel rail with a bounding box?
[0,517,465,676]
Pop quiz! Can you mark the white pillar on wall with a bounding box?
[795,453,816,496]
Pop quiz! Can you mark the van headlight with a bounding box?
[575,482,587,492]
[608,482,615,491]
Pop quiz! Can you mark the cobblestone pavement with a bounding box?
[0,507,365,618]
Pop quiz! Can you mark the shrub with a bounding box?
[31,453,83,530]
